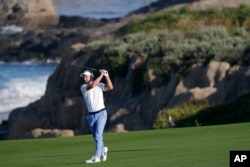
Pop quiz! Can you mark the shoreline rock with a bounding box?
[3,0,250,140]
[0,0,58,29]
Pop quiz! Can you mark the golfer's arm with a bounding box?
[87,74,104,90]
[104,76,113,91]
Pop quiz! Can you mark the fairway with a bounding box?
[0,123,249,167]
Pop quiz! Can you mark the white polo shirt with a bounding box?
[80,83,105,113]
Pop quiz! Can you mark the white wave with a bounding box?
[0,25,23,35]
[0,63,57,123]
[0,75,49,121]
[2,60,60,65]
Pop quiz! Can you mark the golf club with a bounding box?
[66,63,98,71]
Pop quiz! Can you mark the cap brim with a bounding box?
[80,71,93,77]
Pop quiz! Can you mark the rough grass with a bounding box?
[0,123,250,167]
[118,5,250,36]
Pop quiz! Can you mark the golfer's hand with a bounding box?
[102,69,109,77]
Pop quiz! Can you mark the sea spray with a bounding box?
[0,63,57,122]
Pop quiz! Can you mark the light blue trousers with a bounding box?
[87,110,107,157]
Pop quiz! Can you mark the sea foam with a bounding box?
[0,63,57,122]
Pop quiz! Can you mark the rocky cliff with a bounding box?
[7,59,250,139]
[0,0,58,29]
[4,0,250,139]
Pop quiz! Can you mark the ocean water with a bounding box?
[0,0,158,123]
[52,0,158,19]
[0,62,57,123]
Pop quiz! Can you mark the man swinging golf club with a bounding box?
[80,69,113,163]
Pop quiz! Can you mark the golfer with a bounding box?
[80,69,113,163]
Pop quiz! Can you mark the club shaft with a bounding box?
[73,64,97,71]
[66,63,98,71]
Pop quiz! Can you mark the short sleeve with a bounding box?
[97,83,105,91]
[80,84,87,94]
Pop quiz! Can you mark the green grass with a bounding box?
[118,5,250,35]
[1,123,250,167]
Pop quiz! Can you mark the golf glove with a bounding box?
[103,70,109,76]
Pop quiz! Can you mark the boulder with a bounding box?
[0,0,58,29]
[168,61,250,107]
[23,128,74,138]
[0,28,90,62]
[110,124,128,133]
[71,43,86,52]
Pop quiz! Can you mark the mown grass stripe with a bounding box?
[0,123,249,167]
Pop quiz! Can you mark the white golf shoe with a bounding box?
[101,147,108,161]
[85,156,101,163]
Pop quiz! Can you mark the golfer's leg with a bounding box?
[87,115,98,154]
[94,111,107,157]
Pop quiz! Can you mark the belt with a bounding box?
[88,108,106,115]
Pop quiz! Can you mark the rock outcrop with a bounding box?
[0,0,58,29]
[23,128,74,138]
[6,61,250,139]
[0,28,90,62]
[0,1,106,62]
[4,0,250,139]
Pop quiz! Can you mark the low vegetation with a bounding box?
[118,5,250,35]
[154,93,250,128]
[89,5,250,74]
[86,5,250,128]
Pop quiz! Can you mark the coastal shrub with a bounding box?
[160,38,208,66]
[87,37,113,55]
[233,27,249,38]
[177,93,250,126]
[194,26,229,41]
[87,39,107,49]
[95,52,129,77]
[104,42,129,57]
[147,58,167,76]
[153,100,209,129]
[122,33,146,44]
[117,5,250,36]
[127,35,160,59]
[118,7,189,35]
[227,5,250,27]
[87,37,129,76]
[91,25,249,82]
[158,30,248,67]
[84,5,250,130]
[153,92,250,129]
